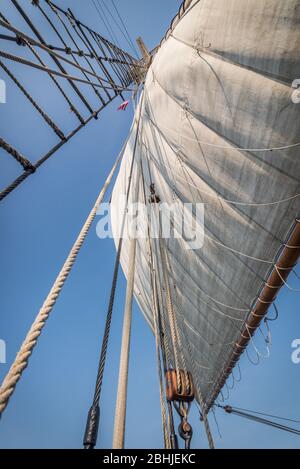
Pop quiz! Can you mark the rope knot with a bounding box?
[16,35,26,47]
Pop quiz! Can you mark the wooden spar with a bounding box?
[112,165,140,449]
[136,37,151,64]
[205,219,300,412]
[112,236,137,449]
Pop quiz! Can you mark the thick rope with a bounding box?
[25,40,84,123]
[0,50,131,92]
[145,207,170,447]
[112,93,146,449]
[83,114,142,449]
[39,1,106,105]
[0,11,84,123]
[0,152,122,416]
[0,59,65,140]
[0,18,123,88]
[151,271,171,449]
[0,137,35,171]
[158,236,182,391]
[168,263,215,449]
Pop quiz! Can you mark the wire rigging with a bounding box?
[217,404,300,436]
[109,0,139,57]
[97,0,138,58]
[0,0,139,201]
[83,110,143,449]
[92,0,119,47]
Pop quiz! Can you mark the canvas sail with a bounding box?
[111,0,300,407]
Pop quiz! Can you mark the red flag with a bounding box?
[117,100,129,111]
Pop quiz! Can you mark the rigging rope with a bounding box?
[0,149,123,416]
[0,138,35,172]
[0,59,66,140]
[25,38,84,123]
[0,1,138,200]
[0,107,101,202]
[109,0,139,58]
[228,405,300,425]
[8,0,94,113]
[148,238,171,449]
[140,161,172,448]
[0,17,122,88]
[164,249,215,449]
[66,7,123,96]
[112,92,145,450]
[83,236,123,449]
[92,0,119,47]
[217,404,300,436]
[37,0,106,105]
[142,155,215,448]
[83,104,143,449]
[99,0,138,59]
[0,50,131,92]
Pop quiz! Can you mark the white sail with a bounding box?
[111,0,300,406]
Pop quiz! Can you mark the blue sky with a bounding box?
[0,0,299,449]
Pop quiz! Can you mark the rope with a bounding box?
[25,40,84,123]
[0,138,35,171]
[83,237,123,449]
[0,116,92,202]
[141,161,171,448]
[162,239,193,410]
[92,0,119,47]
[158,235,182,391]
[141,157,180,447]
[145,142,215,445]
[265,303,279,321]
[274,265,300,292]
[165,249,215,449]
[65,8,117,97]
[229,405,300,425]
[150,253,171,449]
[218,404,300,436]
[10,0,94,113]
[245,346,260,366]
[83,109,142,448]
[99,0,138,58]
[0,59,65,140]
[0,151,123,416]
[65,7,124,96]
[0,8,84,123]
[109,0,139,58]
[0,50,132,92]
[36,0,106,105]
[245,324,270,360]
[112,93,145,450]
[0,18,124,89]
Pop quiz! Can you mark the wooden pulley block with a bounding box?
[165,369,195,402]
